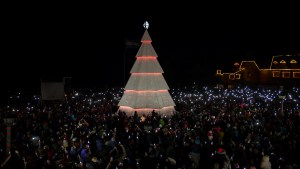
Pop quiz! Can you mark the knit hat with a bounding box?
[91,157,99,163]
[216,148,226,154]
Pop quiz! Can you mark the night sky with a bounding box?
[2,4,299,93]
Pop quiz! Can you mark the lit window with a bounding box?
[293,72,300,78]
[273,61,278,65]
[216,70,221,75]
[282,72,290,78]
[235,74,241,79]
[272,71,280,77]
[280,60,286,64]
[290,59,297,64]
[229,74,235,80]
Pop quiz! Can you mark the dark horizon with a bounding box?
[2,4,299,96]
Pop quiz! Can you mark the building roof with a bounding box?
[270,54,300,69]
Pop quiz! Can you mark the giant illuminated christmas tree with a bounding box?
[118,21,175,116]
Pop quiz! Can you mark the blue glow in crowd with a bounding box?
[0,85,299,169]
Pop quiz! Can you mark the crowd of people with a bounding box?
[0,85,299,169]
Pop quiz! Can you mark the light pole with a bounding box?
[279,95,286,116]
[123,42,128,86]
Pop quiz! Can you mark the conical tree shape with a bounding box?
[118,26,175,116]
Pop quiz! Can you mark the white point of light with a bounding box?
[143,21,149,29]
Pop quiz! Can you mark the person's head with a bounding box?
[213,162,219,169]
[223,161,229,169]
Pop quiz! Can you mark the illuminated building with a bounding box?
[118,22,176,116]
[216,54,300,88]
